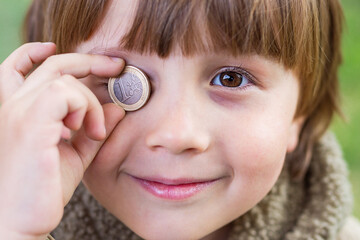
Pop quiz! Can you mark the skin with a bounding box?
[0,0,303,239]
[79,1,303,239]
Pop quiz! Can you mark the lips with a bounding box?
[130,176,219,200]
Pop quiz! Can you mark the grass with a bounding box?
[0,0,359,218]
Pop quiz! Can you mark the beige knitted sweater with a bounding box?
[51,133,360,239]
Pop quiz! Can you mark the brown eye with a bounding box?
[211,68,252,89]
[219,72,243,87]
[211,70,247,88]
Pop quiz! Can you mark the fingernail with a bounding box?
[42,42,54,45]
[103,125,107,136]
[110,57,123,63]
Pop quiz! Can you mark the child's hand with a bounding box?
[0,42,125,239]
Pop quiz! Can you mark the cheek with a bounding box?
[222,111,291,202]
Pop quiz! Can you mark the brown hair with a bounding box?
[23,0,344,179]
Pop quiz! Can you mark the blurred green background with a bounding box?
[0,0,359,218]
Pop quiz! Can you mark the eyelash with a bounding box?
[210,66,255,91]
[101,80,109,89]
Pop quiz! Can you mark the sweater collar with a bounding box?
[228,133,352,240]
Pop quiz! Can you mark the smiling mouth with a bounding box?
[130,176,220,200]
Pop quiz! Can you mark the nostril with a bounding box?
[145,128,210,155]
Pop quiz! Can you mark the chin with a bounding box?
[138,231,200,240]
[123,218,209,240]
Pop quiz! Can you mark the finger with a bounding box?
[18,54,124,100]
[1,42,56,76]
[57,103,125,204]
[30,53,124,84]
[60,76,106,140]
[61,126,72,140]
[0,42,56,101]
[69,103,125,171]
[9,73,106,141]
[28,75,105,141]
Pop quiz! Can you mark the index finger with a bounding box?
[30,53,125,83]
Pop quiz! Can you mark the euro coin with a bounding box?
[108,66,151,111]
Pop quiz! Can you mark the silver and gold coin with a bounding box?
[108,66,151,111]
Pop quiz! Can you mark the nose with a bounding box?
[145,97,211,155]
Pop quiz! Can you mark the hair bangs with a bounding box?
[120,0,309,70]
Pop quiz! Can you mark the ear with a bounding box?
[287,116,305,153]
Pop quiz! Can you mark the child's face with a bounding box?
[76,1,302,239]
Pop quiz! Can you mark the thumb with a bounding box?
[70,103,126,171]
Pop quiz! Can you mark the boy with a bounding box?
[0,0,359,239]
